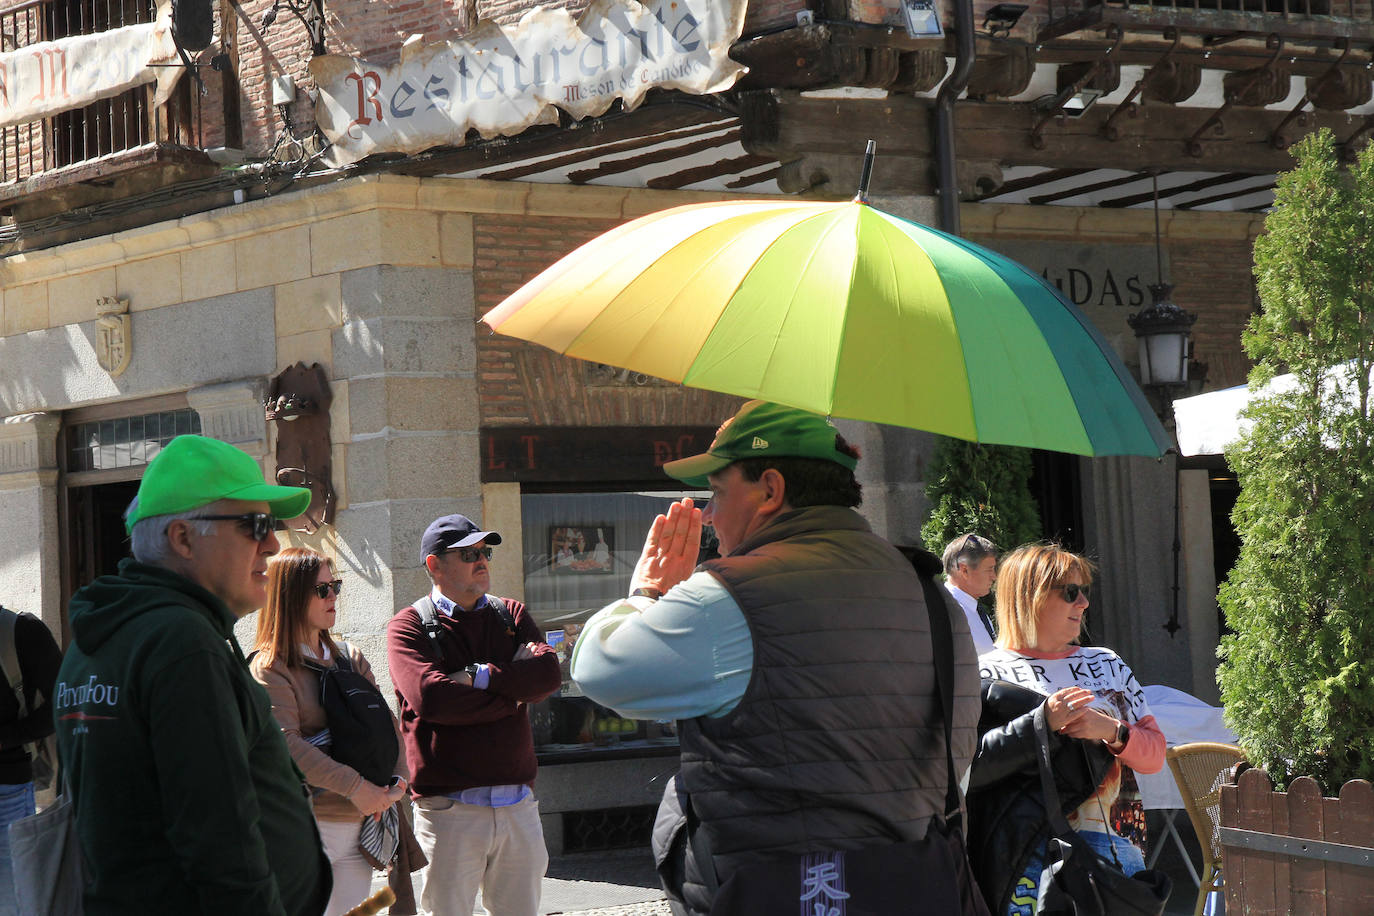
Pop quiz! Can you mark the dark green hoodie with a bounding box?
[54,558,330,916]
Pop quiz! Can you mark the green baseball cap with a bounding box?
[663,400,858,488]
[124,434,312,533]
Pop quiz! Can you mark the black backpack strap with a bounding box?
[413,595,446,664]
[485,594,517,640]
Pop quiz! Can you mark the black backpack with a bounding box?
[302,651,399,787]
[413,594,519,664]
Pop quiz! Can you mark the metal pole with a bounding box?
[935,0,976,233]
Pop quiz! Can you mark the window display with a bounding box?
[522,489,714,756]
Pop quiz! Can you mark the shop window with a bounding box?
[522,489,714,759]
[66,408,200,473]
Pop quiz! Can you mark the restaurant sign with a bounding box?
[0,0,180,129]
[311,0,747,165]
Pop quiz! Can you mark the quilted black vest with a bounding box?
[676,505,980,895]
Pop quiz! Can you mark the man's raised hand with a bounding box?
[629,497,703,598]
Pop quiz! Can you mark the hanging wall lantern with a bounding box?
[1129,282,1197,387]
[1129,172,1199,390]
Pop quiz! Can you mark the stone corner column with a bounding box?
[0,412,63,633]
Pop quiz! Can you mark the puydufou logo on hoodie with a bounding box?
[56,675,121,732]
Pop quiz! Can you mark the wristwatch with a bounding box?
[630,586,662,601]
[1113,721,1130,748]
[463,663,481,680]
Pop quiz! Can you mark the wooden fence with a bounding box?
[1219,767,1374,914]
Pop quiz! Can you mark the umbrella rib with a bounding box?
[757,209,851,409]
[602,204,838,379]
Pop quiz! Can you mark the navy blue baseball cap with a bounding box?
[421,514,502,562]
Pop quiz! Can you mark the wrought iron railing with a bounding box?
[0,0,197,185]
[1046,0,1370,25]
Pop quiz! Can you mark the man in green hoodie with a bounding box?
[54,435,331,915]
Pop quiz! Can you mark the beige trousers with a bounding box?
[316,816,376,916]
[412,793,548,916]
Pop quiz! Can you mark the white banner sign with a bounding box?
[312,0,747,165]
[0,1,180,129]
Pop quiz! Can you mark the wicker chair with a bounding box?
[1165,742,1248,916]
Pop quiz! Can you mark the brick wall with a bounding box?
[473,212,741,427]
[1174,240,1257,391]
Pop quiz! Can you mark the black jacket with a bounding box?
[965,678,1112,915]
[0,609,62,784]
[55,559,330,915]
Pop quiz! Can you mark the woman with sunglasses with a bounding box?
[964,544,1166,916]
[251,547,408,916]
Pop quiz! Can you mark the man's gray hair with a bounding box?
[126,497,216,567]
[942,533,998,577]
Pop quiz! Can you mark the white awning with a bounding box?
[1172,364,1368,456]
[1172,384,1254,457]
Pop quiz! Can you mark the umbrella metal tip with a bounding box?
[856,140,878,202]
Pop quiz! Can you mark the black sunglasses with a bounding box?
[1056,583,1091,603]
[198,513,278,542]
[312,580,344,599]
[448,546,494,563]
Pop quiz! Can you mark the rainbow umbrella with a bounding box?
[483,190,1169,457]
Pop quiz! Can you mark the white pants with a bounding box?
[413,794,548,916]
[317,816,377,916]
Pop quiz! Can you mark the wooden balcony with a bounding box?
[0,0,217,219]
[1041,0,1374,46]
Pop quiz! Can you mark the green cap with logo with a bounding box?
[663,400,858,488]
[124,434,312,533]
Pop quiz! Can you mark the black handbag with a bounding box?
[1031,708,1172,916]
[696,561,991,916]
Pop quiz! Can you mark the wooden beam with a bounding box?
[976,167,1096,199]
[739,89,1370,182]
[1176,180,1276,209]
[1028,171,1146,204]
[476,120,734,181]
[1097,171,1255,207]
[387,98,732,178]
[726,166,784,189]
[1036,4,1374,46]
[648,154,775,190]
[566,128,741,184]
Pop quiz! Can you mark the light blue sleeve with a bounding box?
[569,571,753,721]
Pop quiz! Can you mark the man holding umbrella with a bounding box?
[571,400,983,915]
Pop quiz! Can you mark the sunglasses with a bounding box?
[447,546,493,563]
[198,513,279,542]
[313,580,344,599]
[1056,583,1091,603]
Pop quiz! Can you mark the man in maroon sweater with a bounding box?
[386,514,562,916]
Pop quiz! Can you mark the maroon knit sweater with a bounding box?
[386,596,561,797]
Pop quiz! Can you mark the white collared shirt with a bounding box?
[945,582,997,656]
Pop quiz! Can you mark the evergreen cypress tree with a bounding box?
[1216,129,1374,791]
[920,438,1042,556]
